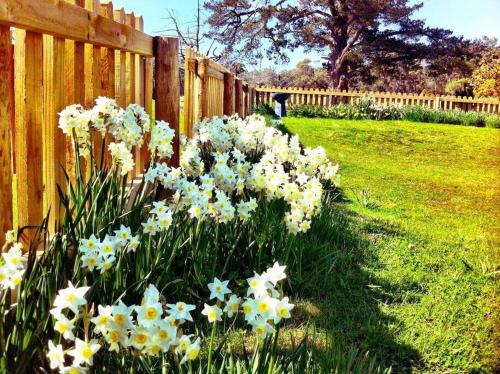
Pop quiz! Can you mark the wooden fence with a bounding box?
[183,47,255,137]
[0,0,180,246]
[254,86,500,114]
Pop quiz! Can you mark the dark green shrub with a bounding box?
[252,103,276,116]
[485,113,500,128]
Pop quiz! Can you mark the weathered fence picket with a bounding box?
[183,47,253,137]
[0,0,180,246]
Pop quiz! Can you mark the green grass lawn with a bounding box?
[283,118,499,372]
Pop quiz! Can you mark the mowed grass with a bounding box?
[283,118,499,372]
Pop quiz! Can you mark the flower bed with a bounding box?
[0,97,364,373]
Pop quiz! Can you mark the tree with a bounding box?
[204,0,462,90]
[471,49,500,97]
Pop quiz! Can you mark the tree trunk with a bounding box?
[329,55,348,91]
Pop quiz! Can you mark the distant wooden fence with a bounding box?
[254,86,500,114]
[0,0,181,246]
[183,47,255,137]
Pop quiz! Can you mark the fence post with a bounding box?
[223,72,235,116]
[154,36,180,166]
[195,57,209,125]
[235,78,244,117]
[0,26,13,246]
[434,96,441,110]
[43,35,66,232]
[14,30,44,245]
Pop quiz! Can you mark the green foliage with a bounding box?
[287,99,500,128]
[283,117,499,372]
[401,106,500,127]
[444,78,472,96]
[471,48,500,98]
[288,98,403,121]
[251,103,276,117]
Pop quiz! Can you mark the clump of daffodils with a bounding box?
[0,231,25,290]
[147,114,339,233]
[58,97,154,175]
[47,282,100,372]
[48,262,293,370]
[48,283,200,370]
[201,262,293,342]
[79,225,139,273]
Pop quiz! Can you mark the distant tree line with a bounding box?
[164,0,500,97]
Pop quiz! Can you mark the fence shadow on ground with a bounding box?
[289,184,422,371]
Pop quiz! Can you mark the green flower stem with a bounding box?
[206,319,217,374]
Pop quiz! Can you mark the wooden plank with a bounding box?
[135,16,145,106]
[43,35,66,232]
[183,49,193,136]
[154,36,180,166]
[195,57,209,124]
[142,57,153,169]
[99,1,115,98]
[0,0,153,56]
[113,7,126,107]
[125,12,136,105]
[14,30,44,245]
[64,0,85,187]
[223,72,235,115]
[235,78,243,117]
[85,0,103,168]
[134,15,145,174]
[0,26,13,245]
[99,1,115,167]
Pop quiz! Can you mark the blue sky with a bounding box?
[112,0,500,69]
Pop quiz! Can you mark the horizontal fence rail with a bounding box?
[0,0,181,246]
[183,47,254,137]
[254,86,500,114]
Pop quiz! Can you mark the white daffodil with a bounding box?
[97,255,116,273]
[53,313,76,340]
[111,300,134,329]
[242,298,259,322]
[263,262,287,285]
[255,296,278,320]
[60,365,88,374]
[208,277,231,301]
[250,317,276,340]
[142,284,160,304]
[246,274,268,298]
[181,338,201,364]
[201,303,222,323]
[144,334,163,356]
[114,225,132,244]
[274,297,294,324]
[81,251,101,271]
[167,302,196,322]
[79,235,99,255]
[2,246,23,269]
[100,235,116,256]
[223,295,241,318]
[156,211,173,230]
[53,282,89,314]
[68,338,101,366]
[157,319,177,351]
[136,301,163,327]
[127,235,140,252]
[175,334,193,354]
[104,321,127,352]
[129,327,150,350]
[47,340,65,370]
[142,218,158,235]
[91,305,113,335]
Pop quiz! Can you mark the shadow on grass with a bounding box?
[291,188,422,373]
